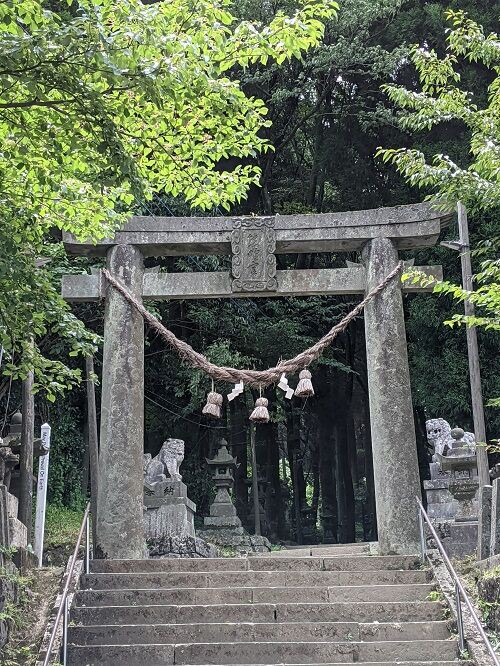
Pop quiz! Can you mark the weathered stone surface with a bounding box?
[478,484,493,561]
[147,535,219,559]
[426,418,475,460]
[0,485,9,550]
[8,516,27,549]
[362,237,421,555]
[491,478,500,556]
[63,265,443,302]
[231,217,277,292]
[63,202,452,256]
[0,561,19,652]
[144,501,195,541]
[96,244,145,560]
[157,438,184,482]
[478,568,500,634]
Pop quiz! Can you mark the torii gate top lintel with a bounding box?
[63,202,452,257]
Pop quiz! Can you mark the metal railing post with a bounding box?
[455,581,466,652]
[415,496,500,666]
[42,502,90,666]
[418,505,426,562]
[62,596,69,665]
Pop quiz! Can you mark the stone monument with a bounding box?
[143,439,217,558]
[0,414,29,552]
[424,418,479,522]
[199,441,270,552]
[424,422,480,557]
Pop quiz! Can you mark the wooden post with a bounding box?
[457,203,489,488]
[19,371,35,543]
[249,423,261,536]
[85,356,99,556]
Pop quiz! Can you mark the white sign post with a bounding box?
[34,423,51,567]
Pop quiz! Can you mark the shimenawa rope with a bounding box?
[101,261,404,388]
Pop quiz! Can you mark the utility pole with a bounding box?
[442,203,489,486]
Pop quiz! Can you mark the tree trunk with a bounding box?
[19,371,35,544]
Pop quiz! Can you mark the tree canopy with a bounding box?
[0,0,337,396]
[378,11,499,347]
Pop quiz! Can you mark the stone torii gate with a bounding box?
[62,202,449,558]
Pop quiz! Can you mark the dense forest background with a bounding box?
[2,0,498,544]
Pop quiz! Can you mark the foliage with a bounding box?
[44,504,84,549]
[378,12,499,409]
[0,566,33,666]
[377,10,499,213]
[0,0,337,395]
[403,248,499,333]
[46,401,87,508]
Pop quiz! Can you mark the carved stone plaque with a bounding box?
[231,217,277,292]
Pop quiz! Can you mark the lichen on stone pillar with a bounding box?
[96,244,145,559]
[362,236,421,555]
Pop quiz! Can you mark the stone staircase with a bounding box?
[67,543,468,665]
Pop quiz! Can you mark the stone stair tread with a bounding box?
[68,619,451,645]
[67,639,459,665]
[75,583,436,605]
[89,555,419,573]
[68,660,467,666]
[80,570,430,589]
[71,600,446,625]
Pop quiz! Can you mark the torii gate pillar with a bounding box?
[363,237,421,554]
[97,244,145,559]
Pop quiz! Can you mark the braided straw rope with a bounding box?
[102,260,403,388]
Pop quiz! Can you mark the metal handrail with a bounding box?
[42,502,91,666]
[416,496,500,666]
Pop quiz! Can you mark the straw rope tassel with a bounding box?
[202,386,223,419]
[295,368,314,398]
[250,389,270,423]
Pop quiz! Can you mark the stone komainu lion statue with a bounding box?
[143,438,185,485]
[425,418,475,461]
[158,438,184,481]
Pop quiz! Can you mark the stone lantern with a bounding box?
[204,441,241,532]
[199,440,271,552]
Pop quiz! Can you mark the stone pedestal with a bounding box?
[97,244,145,559]
[434,520,479,559]
[424,463,479,522]
[0,484,27,551]
[144,481,196,541]
[478,485,493,561]
[362,237,421,555]
[428,432,480,559]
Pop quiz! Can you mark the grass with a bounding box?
[44,504,84,550]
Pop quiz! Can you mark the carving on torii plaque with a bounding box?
[231,217,277,292]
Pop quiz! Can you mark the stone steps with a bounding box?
[68,620,451,644]
[71,601,447,625]
[74,583,436,605]
[89,555,417,573]
[67,640,460,665]
[80,569,430,588]
[67,548,459,665]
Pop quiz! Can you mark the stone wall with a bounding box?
[477,567,500,634]
[0,561,19,653]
